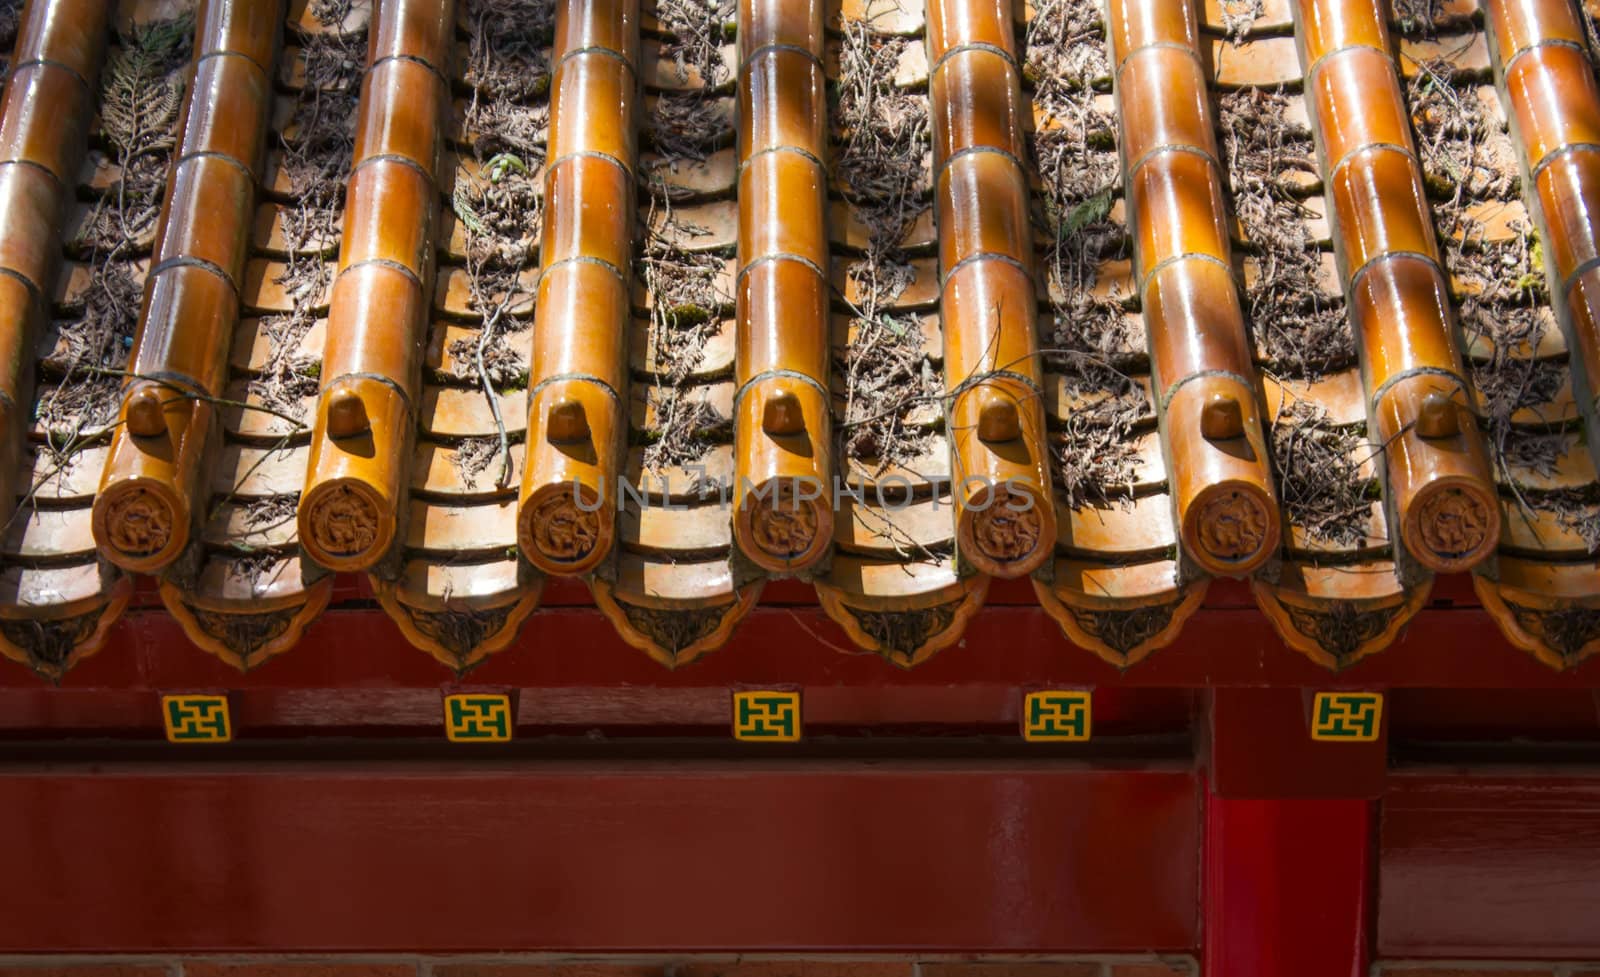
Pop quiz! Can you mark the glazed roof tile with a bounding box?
[0,0,1597,678]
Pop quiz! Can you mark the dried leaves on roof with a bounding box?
[462,0,553,160]
[639,5,733,475]
[1405,53,1564,487]
[640,202,728,473]
[656,0,732,87]
[447,1,552,490]
[1390,0,1470,39]
[36,15,193,441]
[249,5,365,424]
[1220,88,1355,379]
[833,11,938,471]
[82,15,192,251]
[1408,55,1518,205]
[1220,82,1365,547]
[1027,0,1144,510]
[1529,488,1600,555]
[464,0,554,101]
[1217,0,1266,45]
[1271,401,1374,547]
[0,0,22,63]
[645,0,734,169]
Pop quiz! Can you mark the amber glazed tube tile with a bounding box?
[927,0,1054,579]
[1486,0,1600,433]
[0,0,107,538]
[730,0,832,574]
[1475,0,1600,668]
[1020,2,1195,665]
[516,0,638,577]
[298,0,452,573]
[146,3,360,672]
[1294,0,1500,574]
[92,0,282,575]
[1110,0,1280,578]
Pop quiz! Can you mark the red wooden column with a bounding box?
[1203,688,1378,976]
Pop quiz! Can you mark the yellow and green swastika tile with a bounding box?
[444,693,514,742]
[732,690,801,742]
[1022,690,1092,742]
[162,694,232,743]
[1310,692,1384,742]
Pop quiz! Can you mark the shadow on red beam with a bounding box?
[0,759,1201,953]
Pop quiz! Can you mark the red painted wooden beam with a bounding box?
[13,601,1600,696]
[2,602,1596,735]
[1206,688,1387,799]
[0,758,1200,953]
[1380,771,1600,958]
[1,569,1592,737]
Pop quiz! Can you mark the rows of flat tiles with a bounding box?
[5,0,1599,674]
[818,0,976,663]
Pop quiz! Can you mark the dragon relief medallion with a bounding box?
[749,483,819,559]
[1196,489,1269,562]
[529,489,601,563]
[103,486,174,556]
[306,484,380,557]
[970,487,1043,563]
[1417,486,1490,560]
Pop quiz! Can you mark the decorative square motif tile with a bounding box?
[162,694,232,743]
[732,690,801,742]
[444,693,514,742]
[1022,690,1092,742]
[1311,692,1383,742]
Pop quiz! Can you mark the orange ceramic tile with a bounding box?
[0,562,132,680]
[3,0,1599,679]
[299,0,454,575]
[1476,556,1600,668]
[1117,0,1280,579]
[376,555,542,671]
[0,0,108,551]
[95,0,282,575]
[161,554,333,670]
[816,556,988,667]
[1253,559,1430,669]
[1034,558,1206,667]
[593,552,763,667]
[1298,0,1499,576]
[624,498,736,555]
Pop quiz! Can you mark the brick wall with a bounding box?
[0,959,1197,977]
[10,959,1600,977]
[1373,965,1600,976]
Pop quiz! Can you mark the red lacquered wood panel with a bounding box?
[1205,793,1372,977]
[1380,773,1600,958]
[0,760,1200,952]
[1208,687,1386,799]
